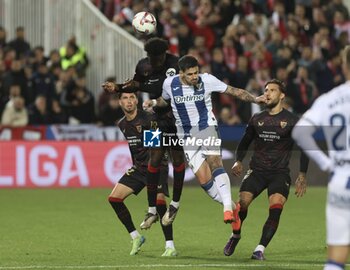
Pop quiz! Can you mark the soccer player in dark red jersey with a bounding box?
[223,79,309,260]
[102,38,185,229]
[108,92,177,256]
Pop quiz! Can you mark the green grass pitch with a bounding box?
[0,186,341,270]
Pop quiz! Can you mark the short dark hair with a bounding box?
[178,55,199,71]
[265,79,286,93]
[116,92,137,99]
[144,38,168,56]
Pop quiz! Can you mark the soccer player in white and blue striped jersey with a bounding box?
[145,55,266,225]
[293,46,350,270]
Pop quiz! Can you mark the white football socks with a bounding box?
[213,168,233,212]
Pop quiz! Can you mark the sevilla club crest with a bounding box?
[280,121,287,129]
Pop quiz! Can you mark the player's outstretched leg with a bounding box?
[224,204,248,256]
[201,178,223,204]
[212,167,234,223]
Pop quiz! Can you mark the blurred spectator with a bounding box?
[333,10,350,42]
[99,94,124,126]
[2,47,16,71]
[325,0,349,22]
[60,37,89,75]
[177,23,193,56]
[288,65,318,114]
[98,76,116,111]
[315,52,344,94]
[218,105,241,126]
[8,26,30,59]
[30,46,48,72]
[1,60,29,104]
[0,26,7,49]
[61,84,96,124]
[211,47,234,82]
[282,96,294,112]
[181,2,216,51]
[50,99,68,124]
[1,96,28,126]
[31,62,56,105]
[28,95,51,124]
[47,49,61,69]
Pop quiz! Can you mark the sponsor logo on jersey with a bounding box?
[136,125,142,133]
[196,82,203,91]
[166,68,176,77]
[174,94,204,104]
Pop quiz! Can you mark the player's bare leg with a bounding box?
[324,246,349,270]
[108,183,145,255]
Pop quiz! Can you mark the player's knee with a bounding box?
[149,155,162,167]
[172,151,185,165]
[239,200,249,211]
[173,162,185,172]
[108,196,124,203]
[156,197,166,205]
[269,193,286,205]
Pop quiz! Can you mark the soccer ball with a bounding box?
[132,11,157,35]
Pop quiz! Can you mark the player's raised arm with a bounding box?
[142,97,169,112]
[102,81,123,93]
[224,86,267,104]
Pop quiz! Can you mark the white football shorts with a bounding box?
[326,170,350,245]
[182,126,221,173]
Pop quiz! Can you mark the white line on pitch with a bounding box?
[0,263,334,269]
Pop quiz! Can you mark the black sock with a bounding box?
[172,163,185,203]
[108,197,135,233]
[157,200,173,241]
[233,208,248,235]
[147,164,160,207]
[259,204,283,247]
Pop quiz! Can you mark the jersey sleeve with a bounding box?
[301,95,326,127]
[162,77,171,101]
[205,73,228,93]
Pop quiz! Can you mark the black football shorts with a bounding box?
[239,169,291,199]
[118,167,169,196]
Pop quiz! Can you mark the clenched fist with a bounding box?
[102,81,119,93]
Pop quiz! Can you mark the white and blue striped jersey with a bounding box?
[162,73,227,136]
[302,81,350,167]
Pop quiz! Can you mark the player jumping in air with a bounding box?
[103,38,185,230]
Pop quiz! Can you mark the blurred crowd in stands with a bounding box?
[93,0,350,125]
[0,26,125,127]
[1,0,349,128]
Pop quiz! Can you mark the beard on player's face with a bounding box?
[265,98,280,109]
